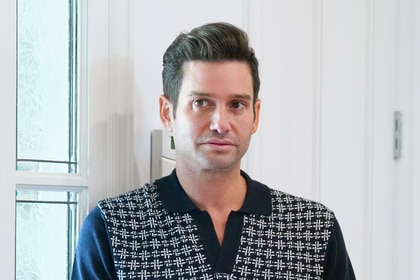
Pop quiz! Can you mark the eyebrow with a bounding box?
[187,91,252,101]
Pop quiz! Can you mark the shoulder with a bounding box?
[98,183,158,211]
[268,188,336,225]
[241,170,334,221]
[73,205,118,279]
[271,189,332,212]
[97,183,164,225]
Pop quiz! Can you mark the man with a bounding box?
[72,22,355,279]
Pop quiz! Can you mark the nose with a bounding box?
[209,106,231,134]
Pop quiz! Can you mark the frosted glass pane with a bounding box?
[16,190,79,280]
[17,0,78,173]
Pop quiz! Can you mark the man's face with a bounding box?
[160,60,260,173]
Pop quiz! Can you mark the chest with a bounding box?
[104,205,332,279]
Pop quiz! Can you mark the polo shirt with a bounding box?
[72,170,355,279]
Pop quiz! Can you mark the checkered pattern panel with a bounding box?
[99,184,334,279]
[233,192,334,279]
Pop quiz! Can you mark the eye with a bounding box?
[231,101,246,110]
[193,99,209,107]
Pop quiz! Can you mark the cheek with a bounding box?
[180,112,209,128]
[242,114,257,129]
[175,116,199,137]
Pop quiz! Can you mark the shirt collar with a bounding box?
[155,169,272,215]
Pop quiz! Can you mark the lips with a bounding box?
[206,139,233,146]
[203,139,235,151]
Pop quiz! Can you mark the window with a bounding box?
[16,0,86,279]
[15,189,82,279]
[17,0,79,174]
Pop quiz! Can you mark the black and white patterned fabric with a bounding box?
[99,174,335,279]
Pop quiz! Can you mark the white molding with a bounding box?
[16,172,88,187]
[106,0,115,197]
[78,0,90,181]
[363,0,375,279]
[312,0,323,202]
[86,0,138,209]
[242,0,263,180]
[0,0,16,277]
[106,0,136,197]
[393,0,416,278]
[409,0,420,276]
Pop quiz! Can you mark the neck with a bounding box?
[175,166,247,212]
[175,164,247,245]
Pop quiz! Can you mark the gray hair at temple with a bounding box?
[162,22,260,117]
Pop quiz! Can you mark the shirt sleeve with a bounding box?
[71,206,118,280]
[323,216,356,280]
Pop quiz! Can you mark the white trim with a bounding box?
[105,0,136,197]
[409,0,420,275]
[312,0,323,202]
[363,0,375,279]
[78,0,90,181]
[242,0,263,180]
[393,0,416,278]
[0,0,16,277]
[16,172,88,187]
[107,0,115,197]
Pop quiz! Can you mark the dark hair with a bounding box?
[162,22,260,115]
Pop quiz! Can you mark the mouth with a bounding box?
[203,139,235,151]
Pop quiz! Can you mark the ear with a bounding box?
[159,94,174,132]
[252,99,261,134]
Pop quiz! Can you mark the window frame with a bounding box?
[0,0,17,278]
[14,0,89,274]
[16,0,83,175]
[9,0,89,277]
[1,0,132,277]
[15,183,88,279]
